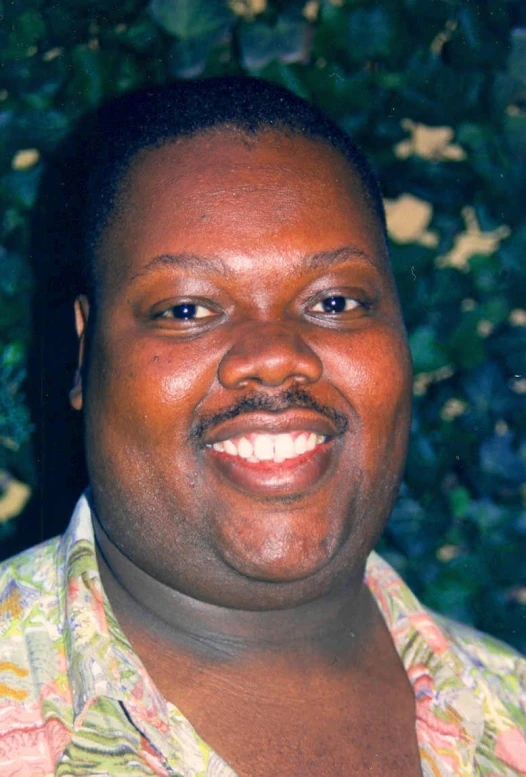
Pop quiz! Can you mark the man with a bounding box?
[0,77,524,777]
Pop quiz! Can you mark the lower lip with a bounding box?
[203,440,336,498]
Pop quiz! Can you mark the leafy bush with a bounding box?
[1,0,525,651]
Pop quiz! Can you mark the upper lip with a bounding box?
[201,410,341,446]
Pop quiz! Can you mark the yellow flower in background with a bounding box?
[384,193,439,247]
[436,207,511,271]
[395,119,467,162]
[0,472,31,524]
[11,149,40,171]
[228,0,266,17]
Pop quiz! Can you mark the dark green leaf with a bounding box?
[3,10,46,60]
[0,166,42,210]
[409,325,449,374]
[480,433,525,483]
[239,17,311,71]
[347,6,396,62]
[66,47,105,106]
[508,28,526,85]
[149,0,233,40]
[169,35,217,78]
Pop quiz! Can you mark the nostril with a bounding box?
[237,376,261,389]
[217,326,322,390]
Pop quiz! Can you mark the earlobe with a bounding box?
[69,295,90,411]
[69,368,83,410]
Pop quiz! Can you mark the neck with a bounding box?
[93,512,376,665]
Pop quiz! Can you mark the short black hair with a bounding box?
[82,75,387,296]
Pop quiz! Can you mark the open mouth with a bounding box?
[205,431,327,465]
[201,411,340,497]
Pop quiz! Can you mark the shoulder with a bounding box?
[0,538,73,772]
[367,552,526,733]
[437,618,526,774]
[0,537,64,694]
[435,613,526,698]
[0,536,62,625]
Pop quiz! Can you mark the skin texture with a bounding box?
[70,129,421,776]
[72,129,412,610]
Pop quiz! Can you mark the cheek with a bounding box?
[88,332,223,424]
[356,337,412,409]
[327,328,412,524]
[152,348,217,407]
[84,334,223,503]
[322,325,412,434]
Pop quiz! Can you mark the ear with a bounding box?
[69,295,90,411]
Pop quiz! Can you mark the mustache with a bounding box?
[191,385,348,444]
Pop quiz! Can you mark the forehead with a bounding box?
[98,129,386,282]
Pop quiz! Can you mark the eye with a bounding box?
[157,302,216,320]
[310,295,362,314]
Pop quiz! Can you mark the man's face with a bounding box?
[74,129,413,609]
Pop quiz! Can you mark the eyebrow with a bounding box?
[131,245,375,282]
[131,252,235,282]
[301,245,374,271]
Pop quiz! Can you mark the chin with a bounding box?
[213,501,348,582]
[224,545,337,585]
[211,550,360,612]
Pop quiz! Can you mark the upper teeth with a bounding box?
[208,432,326,463]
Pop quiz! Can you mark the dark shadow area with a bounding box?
[4,114,101,557]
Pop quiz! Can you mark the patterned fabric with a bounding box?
[0,494,525,777]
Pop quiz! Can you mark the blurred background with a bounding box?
[0,0,525,651]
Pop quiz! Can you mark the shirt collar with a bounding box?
[56,492,171,735]
[366,552,484,771]
[57,493,124,721]
[56,494,486,770]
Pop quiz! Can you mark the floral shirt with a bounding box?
[0,494,525,777]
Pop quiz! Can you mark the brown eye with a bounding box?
[311,295,361,314]
[159,303,215,320]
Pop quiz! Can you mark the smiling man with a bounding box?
[1,77,525,777]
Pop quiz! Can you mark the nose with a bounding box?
[218,323,323,390]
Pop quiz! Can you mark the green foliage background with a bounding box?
[1,0,525,651]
